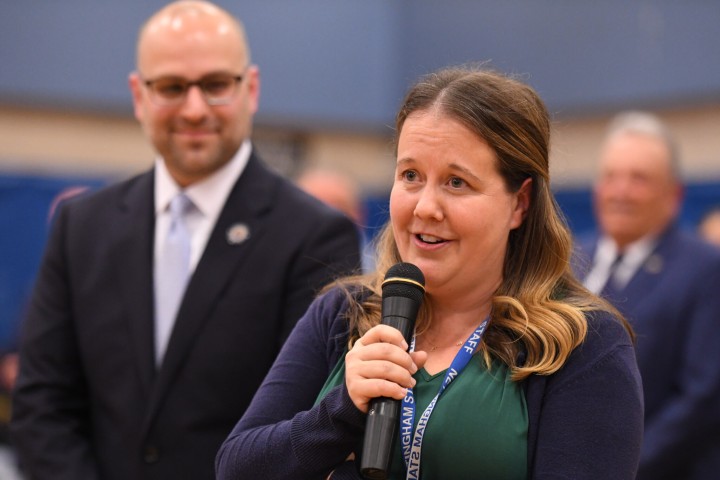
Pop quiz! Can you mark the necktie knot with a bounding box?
[169,193,193,219]
[166,194,195,244]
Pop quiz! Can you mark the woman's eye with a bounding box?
[402,170,418,182]
[449,177,465,188]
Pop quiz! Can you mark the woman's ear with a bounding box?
[510,177,532,229]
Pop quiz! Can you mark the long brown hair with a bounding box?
[334,66,629,380]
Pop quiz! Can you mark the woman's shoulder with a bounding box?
[544,308,638,391]
[523,309,643,477]
[301,284,369,363]
[583,309,634,353]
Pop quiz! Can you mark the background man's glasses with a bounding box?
[142,72,245,106]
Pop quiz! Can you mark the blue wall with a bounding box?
[0,175,106,351]
[553,183,720,236]
[3,173,720,350]
[3,3,720,346]
[1,2,719,130]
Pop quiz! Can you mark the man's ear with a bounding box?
[245,65,260,115]
[128,72,144,122]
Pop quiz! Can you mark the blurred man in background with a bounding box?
[575,111,720,480]
[296,167,375,272]
[698,205,720,247]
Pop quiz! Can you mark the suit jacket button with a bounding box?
[143,446,160,464]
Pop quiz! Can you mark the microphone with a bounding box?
[360,262,425,479]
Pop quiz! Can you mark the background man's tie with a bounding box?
[600,253,624,299]
[154,193,193,366]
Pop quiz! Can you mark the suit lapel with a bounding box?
[620,256,666,313]
[143,153,279,427]
[116,171,157,399]
[613,227,675,315]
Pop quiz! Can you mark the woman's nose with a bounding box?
[413,186,444,221]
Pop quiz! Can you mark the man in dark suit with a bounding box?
[10,2,361,479]
[575,111,720,480]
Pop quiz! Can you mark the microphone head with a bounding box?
[382,262,425,302]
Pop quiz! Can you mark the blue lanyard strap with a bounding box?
[401,315,490,480]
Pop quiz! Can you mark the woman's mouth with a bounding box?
[417,234,446,244]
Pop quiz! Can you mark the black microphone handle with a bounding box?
[380,296,421,344]
[360,397,401,480]
[360,309,416,479]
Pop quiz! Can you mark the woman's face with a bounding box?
[390,110,530,301]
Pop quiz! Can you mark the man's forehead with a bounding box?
[142,13,239,45]
[601,133,672,171]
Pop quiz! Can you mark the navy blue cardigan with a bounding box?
[217,288,643,479]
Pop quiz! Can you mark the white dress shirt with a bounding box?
[153,140,251,274]
[583,234,658,294]
[152,141,251,364]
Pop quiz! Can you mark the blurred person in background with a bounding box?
[575,111,720,480]
[0,352,21,480]
[297,167,375,272]
[698,205,720,247]
[296,168,364,226]
[10,2,360,479]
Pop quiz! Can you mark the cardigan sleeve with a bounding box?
[526,311,644,479]
[215,288,366,480]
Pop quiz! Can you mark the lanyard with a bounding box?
[400,316,490,480]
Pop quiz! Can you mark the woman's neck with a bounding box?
[415,301,492,375]
[427,290,493,331]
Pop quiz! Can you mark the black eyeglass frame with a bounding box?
[141,71,246,106]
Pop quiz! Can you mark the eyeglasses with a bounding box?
[142,72,246,107]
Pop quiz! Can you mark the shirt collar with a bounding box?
[154,140,251,217]
[597,233,659,269]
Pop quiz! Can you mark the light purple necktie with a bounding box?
[154,193,193,366]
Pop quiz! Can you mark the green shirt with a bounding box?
[317,354,528,479]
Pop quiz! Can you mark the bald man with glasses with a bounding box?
[11,2,361,479]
